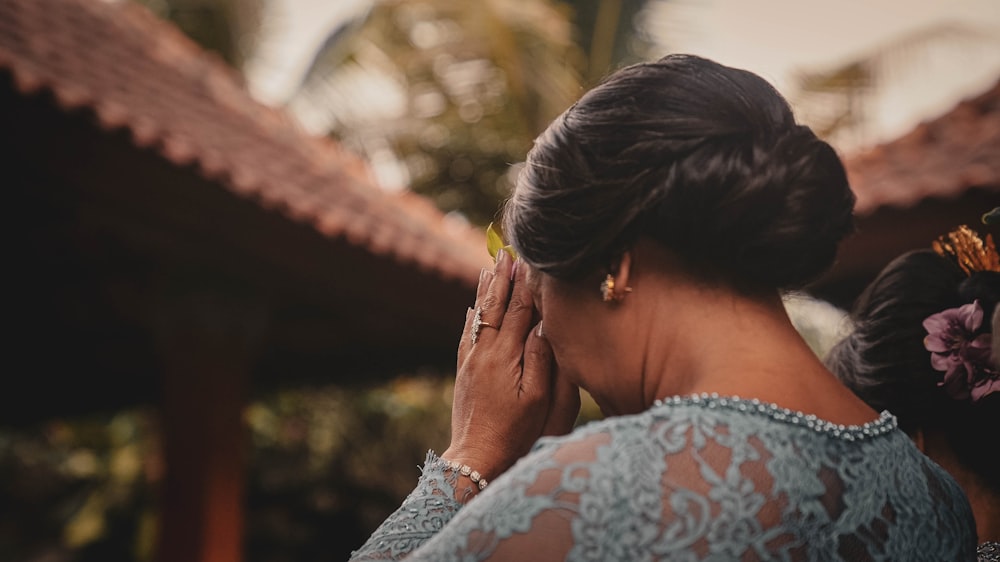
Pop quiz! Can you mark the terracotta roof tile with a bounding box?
[845,79,1000,215]
[0,0,490,286]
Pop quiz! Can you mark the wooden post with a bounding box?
[153,280,265,562]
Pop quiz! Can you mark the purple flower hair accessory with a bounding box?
[923,299,999,401]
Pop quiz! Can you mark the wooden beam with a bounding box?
[153,277,266,562]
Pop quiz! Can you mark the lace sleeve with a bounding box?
[402,430,619,561]
[350,434,602,561]
[350,451,471,560]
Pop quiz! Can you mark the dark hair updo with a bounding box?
[503,54,855,292]
[825,250,1000,491]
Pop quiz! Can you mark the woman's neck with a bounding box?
[622,278,876,425]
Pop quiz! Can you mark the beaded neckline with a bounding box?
[652,393,897,441]
[978,541,1000,562]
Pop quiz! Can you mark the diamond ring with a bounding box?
[471,307,498,344]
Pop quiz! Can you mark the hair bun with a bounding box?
[647,125,855,291]
[505,55,856,290]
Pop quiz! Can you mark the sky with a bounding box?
[245,0,369,105]
[245,0,1000,151]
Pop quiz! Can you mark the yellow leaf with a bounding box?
[486,222,504,259]
[486,222,516,261]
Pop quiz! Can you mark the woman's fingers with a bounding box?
[519,321,554,402]
[498,258,534,348]
[457,306,476,368]
[459,251,512,363]
[448,256,556,479]
[476,266,492,303]
[521,324,578,436]
[458,267,493,365]
[480,251,513,322]
[470,251,513,346]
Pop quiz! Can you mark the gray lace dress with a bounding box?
[351,395,977,561]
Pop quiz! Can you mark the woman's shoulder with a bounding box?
[485,394,975,560]
[523,394,968,515]
[512,393,915,508]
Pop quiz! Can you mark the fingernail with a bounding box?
[536,321,544,338]
[479,268,490,284]
[510,258,520,281]
[495,248,508,270]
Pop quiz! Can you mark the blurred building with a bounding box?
[0,0,488,560]
[814,78,1000,305]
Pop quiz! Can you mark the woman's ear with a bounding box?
[600,250,634,303]
[615,251,633,294]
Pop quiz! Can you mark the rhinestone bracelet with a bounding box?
[444,459,489,490]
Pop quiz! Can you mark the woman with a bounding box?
[351,55,976,560]
[826,225,1000,561]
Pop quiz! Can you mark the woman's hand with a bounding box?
[443,251,580,486]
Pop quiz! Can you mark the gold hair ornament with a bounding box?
[931,225,1000,276]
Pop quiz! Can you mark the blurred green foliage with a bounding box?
[0,374,451,561]
[130,0,652,225]
[0,374,605,561]
[133,0,264,70]
[284,0,652,224]
[0,411,158,562]
[287,0,586,224]
[244,374,456,561]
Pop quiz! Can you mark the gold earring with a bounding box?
[600,274,615,302]
[600,274,632,302]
